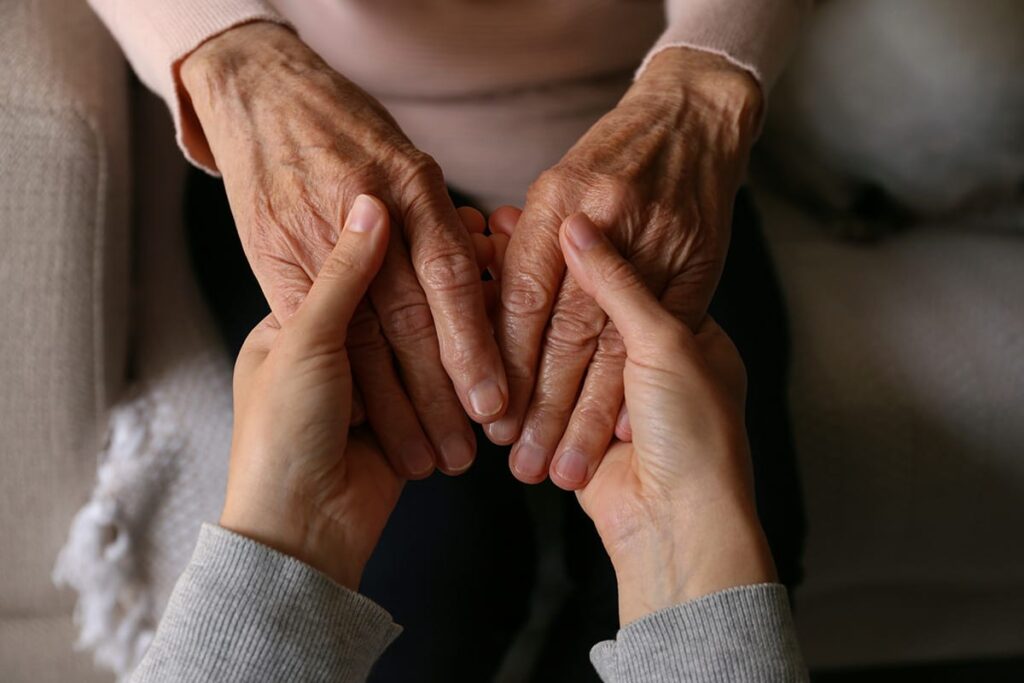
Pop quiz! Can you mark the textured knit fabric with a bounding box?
[1,1,129,681]
[133,526,802,682]
[131,525,401,682]
[590,584,807,682]
[85,0,810,208]
[53,92,237,681]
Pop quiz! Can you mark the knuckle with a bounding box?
[573,399,618,435]
[594,327,627,360]
[417,248,481,296]
[601,257,644,292]
[545,308,602,357]
[400,151,446,201]
[317,248,358,281]
[502,272,555,319]
[379,299,436,344]
[526,168,574,209]
[530,395,574,426]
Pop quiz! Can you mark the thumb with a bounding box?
[559,213,686,360]
[292,194,390,348]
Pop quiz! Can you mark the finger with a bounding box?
[348,302,436,479]
[614,403,632,442]
[457,206,487,234]
[488,206,522,237]
[487,202,566,444]
[657,261,723,331]
[559,212,685,359]
[510,278,604,484]
[370,234,477,474]
[293,194,390,348]
[488,233,509,281]
[482,280,500,316]
[471,233,495,271]
[351,384,367,426]
[549,322,625,490]
[403,172,508,424]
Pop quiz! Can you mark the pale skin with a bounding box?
[222,195,775,620]
[178,22,762,489]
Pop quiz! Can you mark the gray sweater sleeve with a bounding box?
[589,584,808,683]
[131,524,401,683]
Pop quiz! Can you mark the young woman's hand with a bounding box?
[558,212,777,625]
[221,195,399,590]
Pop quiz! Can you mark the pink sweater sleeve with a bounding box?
[641,0,813,91]
[86,0,287,171]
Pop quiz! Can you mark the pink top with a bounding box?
[87,0,810,209]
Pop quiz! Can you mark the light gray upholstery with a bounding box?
[761,192,1024,667]
[0,0,128,680]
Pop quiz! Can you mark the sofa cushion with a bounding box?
[761,189,1024,666]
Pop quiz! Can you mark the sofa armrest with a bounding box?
[0,0,131,626]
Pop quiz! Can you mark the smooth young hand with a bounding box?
[558,212,776,625]
[221,195,399,590]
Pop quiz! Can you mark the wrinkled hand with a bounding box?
[181,22,507,479]
[559,213,775,624]
[223,195,398,589]
[485,48,762,489]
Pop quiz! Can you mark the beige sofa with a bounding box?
[1,0,1022,680]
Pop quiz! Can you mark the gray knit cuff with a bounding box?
[590,584,807,683]
[132,524,401,682]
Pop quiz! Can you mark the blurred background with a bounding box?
[1,0,1022,681]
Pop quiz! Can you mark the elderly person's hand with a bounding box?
[485,48,763,489]
[222,195,400,590]
[558,212,775,624]
[180,22,507,480]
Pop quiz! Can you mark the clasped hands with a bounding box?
[222,195,775,623]
[182,21,774,621]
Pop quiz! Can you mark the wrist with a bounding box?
[178,22,318,134]
[606,493,776,625]
[626,47,763,151]
[220,488,363,590]
[181,21,303,95]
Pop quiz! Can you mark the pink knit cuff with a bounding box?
[638,0,812,92]
[87,0,289,172]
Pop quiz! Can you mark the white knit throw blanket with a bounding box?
[52,121,233,679]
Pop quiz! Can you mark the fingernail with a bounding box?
[403,441,434,478]
[486,416,520,445]
[511,442,548,480]
[565,214,600,251]
[554,450,588,486]
[347,195,380,233]
[615,407,632,440]
[468,379,504,419]
[441,433,475,474]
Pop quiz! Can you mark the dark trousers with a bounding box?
[187,172,805,683]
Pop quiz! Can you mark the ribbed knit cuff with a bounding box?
[132,524,400,682]
[590,584,808,683]
[637,0,812,92]
[87,0,289,172]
